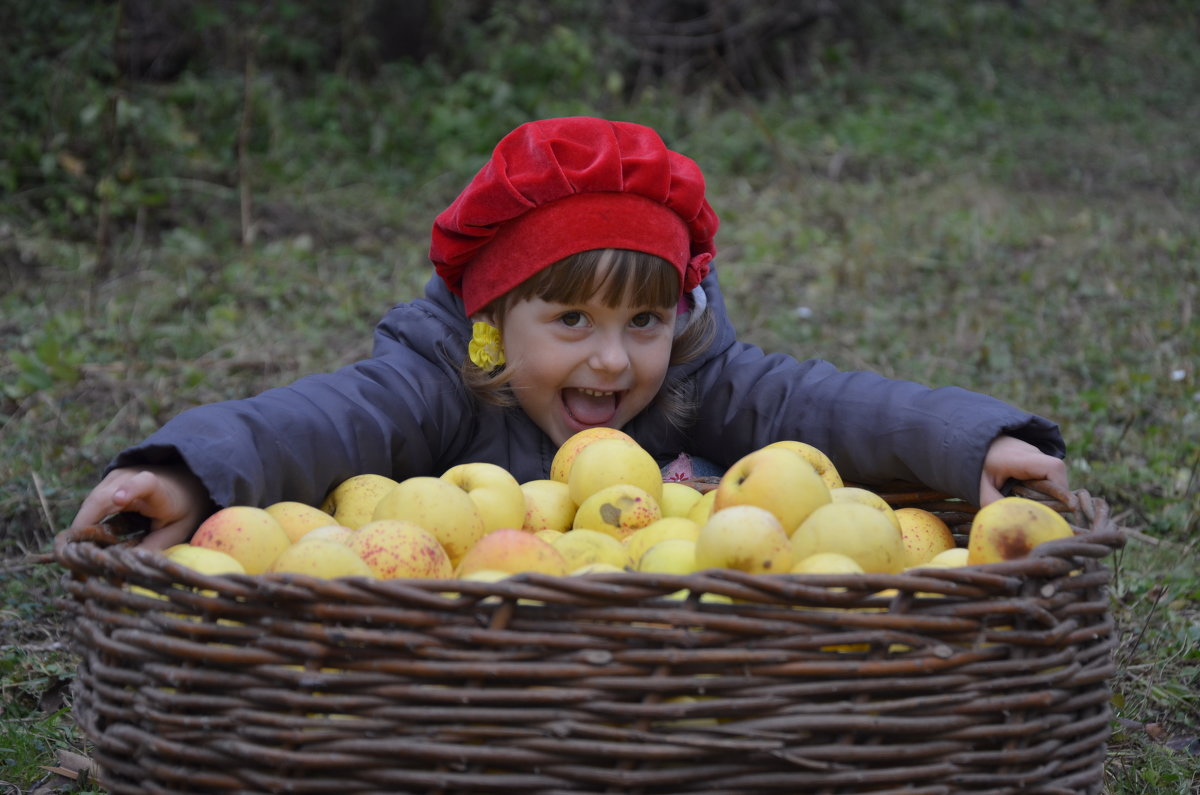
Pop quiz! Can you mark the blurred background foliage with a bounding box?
[1,1,1198,790]
[1,0,883,253]
[9,0,1190,253]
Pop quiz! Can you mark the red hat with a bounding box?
[430,117,719,316]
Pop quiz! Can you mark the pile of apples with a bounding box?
[156,428,1077,584]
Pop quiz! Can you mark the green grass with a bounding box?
[2,1,1197,791]
[1104,539,1200,793]
[0,558,97,792]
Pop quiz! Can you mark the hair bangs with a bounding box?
[509,249,680,310]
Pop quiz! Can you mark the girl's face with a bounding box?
[495,293,677,447]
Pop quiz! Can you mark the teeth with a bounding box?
[577,388,615,398]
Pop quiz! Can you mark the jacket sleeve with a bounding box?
[109,309,476,510]
[682,341,1064,505]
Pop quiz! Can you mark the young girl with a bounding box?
[70,116,1069,550]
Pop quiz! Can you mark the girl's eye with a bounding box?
[559,311,586,328]
[631,312,661,329]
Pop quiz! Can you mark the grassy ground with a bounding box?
[2,1,1197,792]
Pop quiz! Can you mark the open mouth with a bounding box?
[563,387,622,427]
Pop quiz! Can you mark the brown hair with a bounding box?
[462,249,715,428]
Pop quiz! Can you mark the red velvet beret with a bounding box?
[430,117,719,316]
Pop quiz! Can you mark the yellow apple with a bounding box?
[686,490,719,524]
[550,427,637,483]
[790,553,865,625]
[320,473,402,530]
[461,568,511,582]
[764,440,844,490]
[714,447,831,535]
[790,551,865,575]
[570,562,627,576]
[920,547,970,569]
[572,483,662,541]
[155,545,247,619]
[519,479,576,532]
[440,567,512,602]
[791,502,905,574]
[349,519,454,579]
[191,506,291,575]
[966,496,1075,565]
[906,546,971,599]
[165,544,247,576]
[442,461,527,533]
[624,517,700,566]
[567,438,664,506]
[534,528,565,544]
[299,524,355,545]
[895,507,957,568]
[695,505,796,575]
[264,501,339,543]
[829,487,902,532]
[659,481,704,518]
[267,538,372,578]
[371,476,486,565]
[455,528,568,577]
[637,538,698,575]
[662,591,732,604]
[552,528,633,571]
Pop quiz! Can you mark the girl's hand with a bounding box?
[69,465,212,550]
[979,435,1070,507]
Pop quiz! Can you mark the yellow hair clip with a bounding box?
[468,321,505,369]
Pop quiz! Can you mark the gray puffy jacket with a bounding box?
[111,267,1064,510]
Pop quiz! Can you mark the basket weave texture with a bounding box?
[55,484,1124,794]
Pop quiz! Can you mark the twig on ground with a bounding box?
[31,471,57,546]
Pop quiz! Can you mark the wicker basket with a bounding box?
[55,482,1123,794]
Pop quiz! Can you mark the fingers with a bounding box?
[977,476,1005,507]
[1007,452,1070,497]
[68,466,211,545]
[110,470,182,524]
[1039,455,1070,491]
[979,435,1072,508]
[69,469,139,531]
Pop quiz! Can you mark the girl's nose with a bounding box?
[588,332,631,373]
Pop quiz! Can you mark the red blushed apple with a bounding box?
[348,519,453,579]
[191,506,291,575]
[371,476,485,566]
[455,528,568,577]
